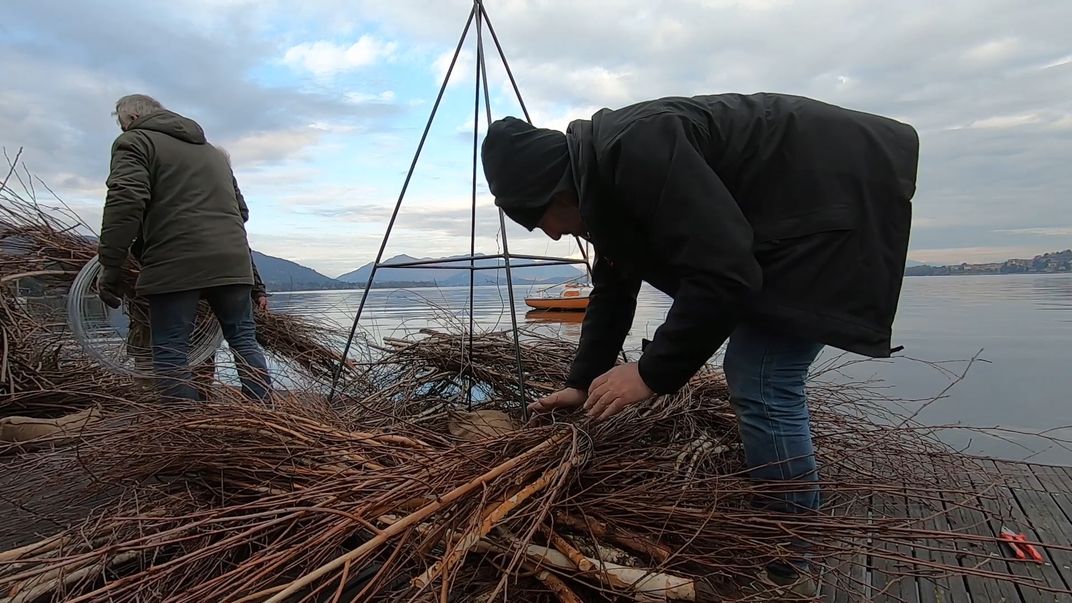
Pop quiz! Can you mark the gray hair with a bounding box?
[113,94,164,129]
[215,145,232,167]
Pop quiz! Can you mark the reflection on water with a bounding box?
[270,285,673,355]
[270,274,1072,464]
[524,309,585,324]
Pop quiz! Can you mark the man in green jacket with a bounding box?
[125,250,269,398]
[98,94,271,401]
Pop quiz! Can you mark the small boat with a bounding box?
[524,282,590,312]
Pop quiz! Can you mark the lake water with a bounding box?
[269,274,1072,465]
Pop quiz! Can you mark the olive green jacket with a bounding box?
[99,110,254,295]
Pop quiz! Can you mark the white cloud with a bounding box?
[346,90,396,104]
[432,49,475,88]
[963,37,1020,64]
[216,128,324,165]
[527,104,603,133]
[1038,54,1072,70]
[957,113,1042,130]
[283,36,397,76]
[698,0,793,10]
[6,0,1072,272]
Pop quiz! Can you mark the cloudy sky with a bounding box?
[3,0,1069,276]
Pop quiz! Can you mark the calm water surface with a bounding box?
[269,274,1072,465]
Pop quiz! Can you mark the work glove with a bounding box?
[97,266,126,309]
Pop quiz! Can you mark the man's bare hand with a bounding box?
[528,387,586,413]
[584,362,655,421]
[255,295,269,312]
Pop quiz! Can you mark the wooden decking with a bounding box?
[822,459,1072,602]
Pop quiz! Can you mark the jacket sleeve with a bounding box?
[99,133,152,269]
[612,115,762,394]
[250,254,267,299]
[565,258,641,391]
[234,175,250,222]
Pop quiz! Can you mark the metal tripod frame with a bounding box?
[329,0,590,404]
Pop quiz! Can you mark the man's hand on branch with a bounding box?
[528,387,586,413]
[583,362,655,421]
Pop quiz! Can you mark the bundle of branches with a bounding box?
[1,332,1065,602]
[0,154,356,415]
[340,329,577,424]
[255,309,361,386]
[0,288,145,416]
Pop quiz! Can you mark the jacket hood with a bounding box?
[128,110,206,144]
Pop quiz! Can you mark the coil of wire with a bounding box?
[66,256,224,376]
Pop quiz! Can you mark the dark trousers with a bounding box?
[723,323,824,572]
[147,285,271,401]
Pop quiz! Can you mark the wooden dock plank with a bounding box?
[941,486,1024,603]
[828,534,868,602]
[825,461,872,602]
[1010,486,1072,593]
[977,459,1068,602]
[911,490,972,603]
[824,528,867,601]
[1027,463,1072,495]
[992,460,1048,492]
[1029,480,1072,587]
[871,490,921,603]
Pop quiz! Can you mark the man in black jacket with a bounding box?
[482,93,918,594]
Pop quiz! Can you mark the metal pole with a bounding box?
[476,0,527,406]
[479,4,531,123]
[466,5,482,409]
[481,2,591,279]
[329,6,477,401]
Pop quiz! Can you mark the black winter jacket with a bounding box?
[562,93,919,394]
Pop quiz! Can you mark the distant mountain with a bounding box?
[905,259,927,268]
[336,254,452,285]
[337,253,586,286]
[251,251,348,291]
[905,249,1072,277]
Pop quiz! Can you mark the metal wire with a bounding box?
[66,256,223,376]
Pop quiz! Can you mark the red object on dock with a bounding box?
[1000,526,1044,564]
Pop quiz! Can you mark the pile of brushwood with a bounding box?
[3,331,1070,602]
[1,156,1070,602]
[0,157,355,416]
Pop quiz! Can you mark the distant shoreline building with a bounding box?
[905,249,1072,276]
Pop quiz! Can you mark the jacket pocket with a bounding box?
[751,204,856,244]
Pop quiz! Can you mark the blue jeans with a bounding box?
[147,285,271,401]
[724,323,823,570]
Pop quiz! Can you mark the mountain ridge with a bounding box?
[251,248,1071,291]
[336,253,586,287]
[254,251,586,291]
